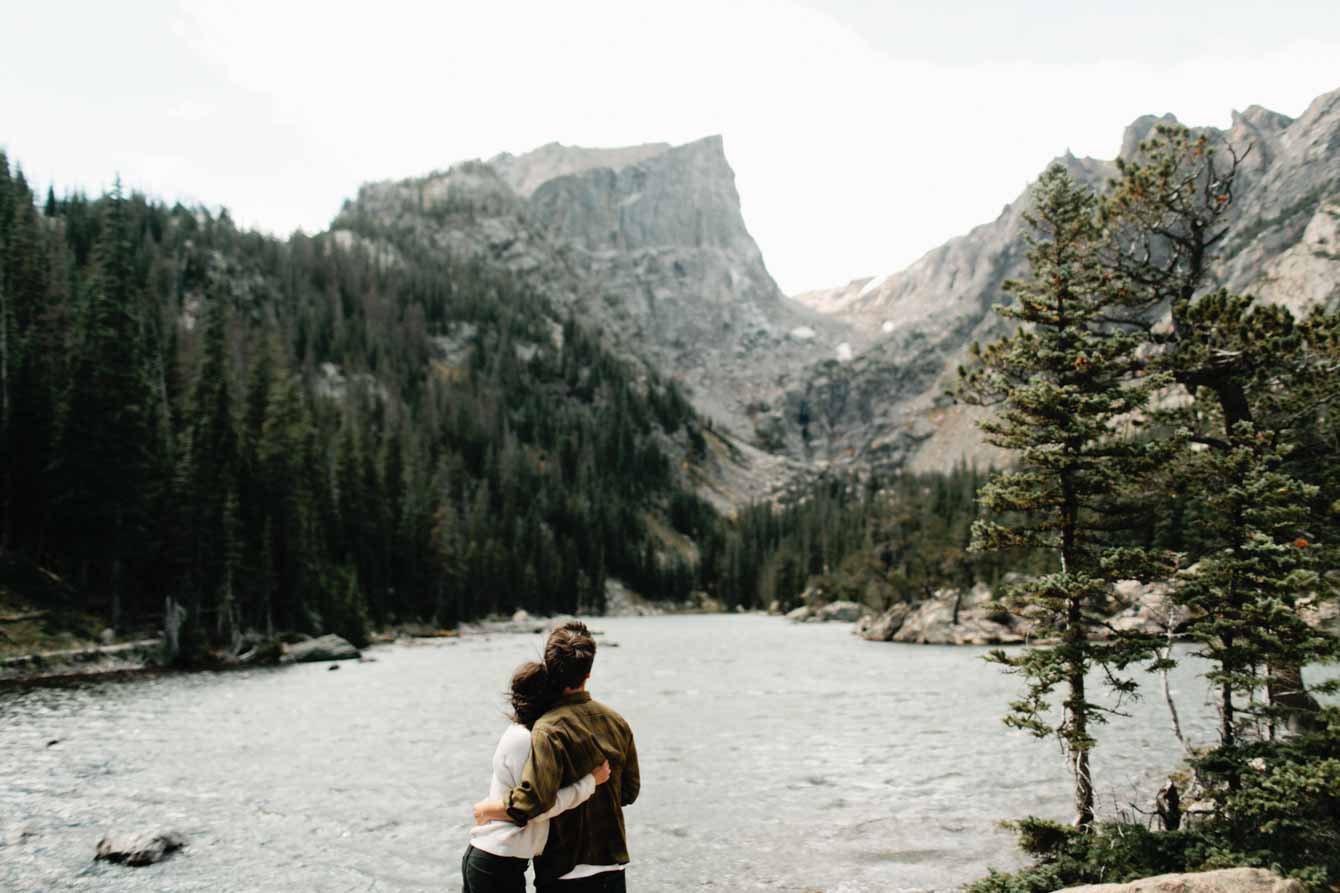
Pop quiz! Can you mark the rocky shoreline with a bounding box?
[0,579,731,685]
[784,581,1340,646]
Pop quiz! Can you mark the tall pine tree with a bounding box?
[957,164,1176,827]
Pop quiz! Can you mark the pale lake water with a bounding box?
[0,614,1256,892]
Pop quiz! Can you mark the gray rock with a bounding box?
[893,584,1025,646]
[785,606,812,623]
[856,604,911,641]
[1108,580,1185,636]
[282,634,360,664]
[1054,867,1305,893]
[816,600,864,623]
[95,830,186,866]
[511,609,530,623]
[237,639,283,665]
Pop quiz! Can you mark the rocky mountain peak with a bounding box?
[346,160,521,223]
[781,85,1340,476]
[1119,112,1182,159]
[333,134,850,441]
[526,134,757,256]
[488,140,672,198]
[1232,104,1294,134]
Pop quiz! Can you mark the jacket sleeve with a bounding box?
[620,727,640,807]
[536,772,597,821]
[504,726,561,826]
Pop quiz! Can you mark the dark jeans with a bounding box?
[461,844,528,893]
[536,869,627,893]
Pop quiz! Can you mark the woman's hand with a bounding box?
[473,799,510,826]
[592,760,611,784]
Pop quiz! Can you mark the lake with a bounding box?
[0,614,1241,892]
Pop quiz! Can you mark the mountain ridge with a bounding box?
[785,85,1340,473]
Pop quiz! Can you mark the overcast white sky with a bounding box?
[3,1,1338,293]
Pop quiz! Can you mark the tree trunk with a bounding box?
[1070,641,1095,828]
[1266,662,1323,735]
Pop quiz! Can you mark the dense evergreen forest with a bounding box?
[0,152,742,655]
[720,464,1050,611]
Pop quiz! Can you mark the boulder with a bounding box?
[856,604,911,641]
[282,634,360,663]
[767,600,781,615]
[892,584,1026,645]
[1054,867,1305,893]
[238,639,284,665]
[1108,580,1185,636]
[511,609,530,623]
[816,600,863,623]
[95,830,187,866]
[785,606,812,623]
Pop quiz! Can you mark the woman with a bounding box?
[462,660,611,893]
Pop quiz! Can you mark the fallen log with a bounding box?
[0,611,47,623]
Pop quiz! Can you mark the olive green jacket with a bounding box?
[504,691,640,881]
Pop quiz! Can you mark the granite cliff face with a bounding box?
[335,136,851,445]
[789,86,1340,473]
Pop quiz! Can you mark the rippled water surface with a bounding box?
[2,615,1243,891]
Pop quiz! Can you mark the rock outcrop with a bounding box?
[848,579,1199,646]
[815,600,863,622]
[854,603,910,641]
[785,605,813,623]
[1054,867,1305,893]
[282,634,360,664]
[889,583,1026,646]
[95,830,186,866]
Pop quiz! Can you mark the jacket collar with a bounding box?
[554,690,591,708]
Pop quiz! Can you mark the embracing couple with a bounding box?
[463,621,640,892]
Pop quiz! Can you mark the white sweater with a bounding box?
[468,723,597,859]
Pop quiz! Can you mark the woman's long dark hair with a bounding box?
[509,660,557,729]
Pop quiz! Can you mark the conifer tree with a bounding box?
[191,283,238,567]
[54,181,156,623]
[957,164,1177,828]
[1101,125,1340,743]
[1173,427,1335,751]
[0,152,13,549]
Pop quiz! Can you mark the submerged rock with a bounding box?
[95,830,186,866]
[282,634,360,663]
[1054,867,1304,893]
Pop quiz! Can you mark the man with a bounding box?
[505,620,639,891]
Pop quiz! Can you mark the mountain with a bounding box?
[334,135,855,457]
[786,87,1340,473]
